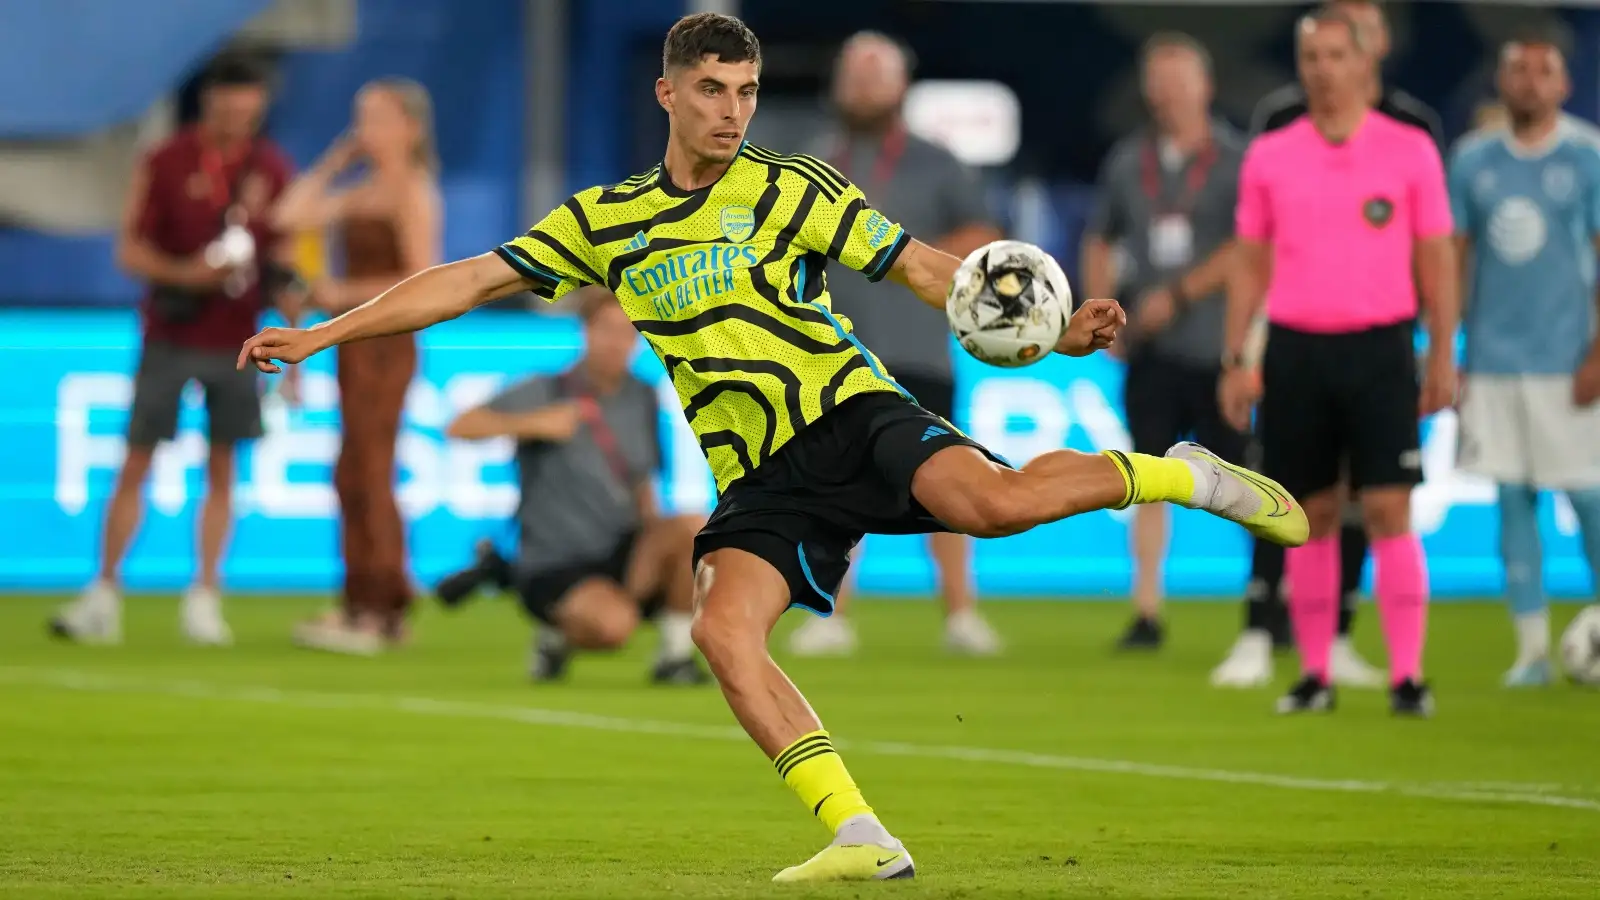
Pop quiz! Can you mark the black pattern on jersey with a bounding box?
[821,356,870,412]
[502,236,602,289]
[634,303,848,356]
[595,166,661,204]
[699,431,754,479]
[683,381,777,465]
[741,145,848,202]
[565,192,716,248]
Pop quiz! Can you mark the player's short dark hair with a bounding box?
[1298,5,1368,54]
[1502,25,1572,60]
[1140,32,1212,78]
[201,53,270,89]
[662,13,761,77]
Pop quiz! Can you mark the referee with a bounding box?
[1212,0,1441,690]
[1222,6,1459,716]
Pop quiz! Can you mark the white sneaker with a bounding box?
[293,613,382,657]
[1210,629,1273,688]
[49,579,123,645]
[181,585,233,647]
[1329,636,1385,689]
[944,609,1003,656]
[788,615,858,657]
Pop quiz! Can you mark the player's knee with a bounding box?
[1301,490,1343,538]
[591,605,637,650]
[1360,489,1411,539]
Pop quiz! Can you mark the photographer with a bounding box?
[52,55,296,647]
[438,292,709,685]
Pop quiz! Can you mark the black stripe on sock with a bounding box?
[1105,449,1136,510]
[777,746,838,780]
[774,735,831,773]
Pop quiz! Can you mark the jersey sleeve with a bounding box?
[1235,143,1272,242]
[793,157,909,283]
[1410,138,1454,240]
[1445,145,1477,236]
[494,199,607,301]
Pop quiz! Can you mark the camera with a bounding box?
[434,538,514,608]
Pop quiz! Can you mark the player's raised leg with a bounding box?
[907,442,1307,548]
[690,547,913,883]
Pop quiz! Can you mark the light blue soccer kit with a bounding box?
[1448,117,1600,669]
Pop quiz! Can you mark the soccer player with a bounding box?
[1221,7,1459,717]
[1215,0,1442,690]
[1448,36,1600,686]
[239,14,1307,882]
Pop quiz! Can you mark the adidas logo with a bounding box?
[624,231,649,252]
[920,426,949,442]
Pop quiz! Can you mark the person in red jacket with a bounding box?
[51,55,297,647]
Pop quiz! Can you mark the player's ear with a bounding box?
[656,76,673,114]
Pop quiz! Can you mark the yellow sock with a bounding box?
[775,730,874,834]
[1101,450,1196,509]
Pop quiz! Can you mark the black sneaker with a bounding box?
[529,632,570,682]
[1275,674,1335,714]
[651,657,712,685]
[1116,616,1165,651]
[1390,678,1434,718]
[435,539,513,609]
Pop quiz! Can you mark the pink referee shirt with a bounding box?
[1236,111,1452,333]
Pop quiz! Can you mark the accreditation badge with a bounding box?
[1148,214,1194,270]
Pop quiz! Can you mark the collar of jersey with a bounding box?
[655,140,748,198]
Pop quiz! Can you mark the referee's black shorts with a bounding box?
[1123,353,1247,463]
[1260,321,1423,500]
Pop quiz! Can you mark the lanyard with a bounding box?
[1139,136,1217,216]
[559,371,633,487]
[196,141,254,216]
[831,121,908,189]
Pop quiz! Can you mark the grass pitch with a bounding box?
[1,594,1597,898]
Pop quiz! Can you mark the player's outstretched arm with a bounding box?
[238,252,529,373]
[886,238,962,310]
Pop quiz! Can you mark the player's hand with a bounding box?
[1219,366,1260,432]
[1132,286,1177,335]
[1056,299,1125,357]
[1419,351,1458,417]
[237,327,326,374]
[1574,353,1600,407]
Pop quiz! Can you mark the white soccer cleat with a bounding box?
[181,585,233,647]
[1210,629,1274,688]
[293,612,383,657]
[944,609,1003,656]
[788,615,858,657]
[49,580,123,645]
[1329,637,1384,689]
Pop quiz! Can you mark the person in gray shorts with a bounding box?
[440,292,709,684]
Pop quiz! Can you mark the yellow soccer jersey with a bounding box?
[493,143,913,492]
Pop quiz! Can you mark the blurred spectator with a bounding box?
[1080,33,1247,652]
[439,292,708,684]
[50,55,295,647]
[1220,0,1441,690]
[1220,7,1458,715]
[274,79,442,655]
[1447,36,1600,686]
[787,31,1005,659]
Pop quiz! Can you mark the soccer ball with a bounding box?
[1559,605,1600,685]
[946,240,1074,368]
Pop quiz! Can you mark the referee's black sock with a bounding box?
[1245,538,1290,646]
[1337,523,1368,637]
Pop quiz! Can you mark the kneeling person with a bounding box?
[445,293,707,684]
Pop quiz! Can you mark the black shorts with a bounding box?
[893,372,955,422]
[1260,321,1423,500]
[692,391,1006,617]
[1123,354,1247,462]
[128,341,263,446]
[515,531,662,625]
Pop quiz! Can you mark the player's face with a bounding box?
[1141,47,1211,128]
[1500,44,1569,123]
[1298,20,1368,109]
[584,302,638,381]
[659,57,760,164]
[353,87,419,165]
[832,39,908,130]
[201,83,268,144]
